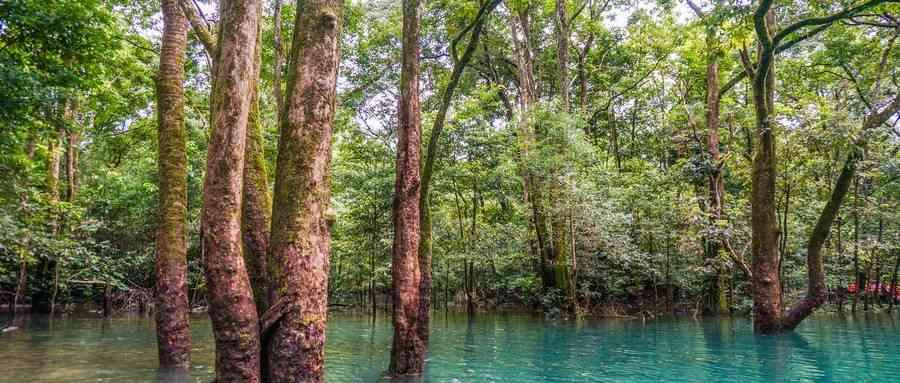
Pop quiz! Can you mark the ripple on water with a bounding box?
[1,312,899,382]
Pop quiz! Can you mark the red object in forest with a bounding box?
[848,283,858,293]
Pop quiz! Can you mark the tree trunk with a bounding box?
[704,25,728,315]
[154,0,192,370]
[389,0,426,375]
[418,0,500,343]
[242,28,273,315]
[267,0,342,380]
[200,0,263,380]
[65,128,79,202]
[550,0,576,315]
[749,8,782,334]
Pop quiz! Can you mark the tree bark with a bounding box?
[154,0,192,370]
[389,0,426,376]
[749,7,782,335]
[267,0,342,381]
[242,24,273,315]
[200,0,263,380]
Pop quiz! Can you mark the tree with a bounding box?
[390,0,426,375]
[746,0,898,334]
[154,0,192,370]
[266,0,343,380]
[199,0,263,380]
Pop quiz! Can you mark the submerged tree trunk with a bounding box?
[389,0,426,376]
[200,0,263,380]
[154,0,192,370]
[267,1,342,381]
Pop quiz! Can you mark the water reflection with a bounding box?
[1,312,899,382]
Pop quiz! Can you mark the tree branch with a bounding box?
[179,0,217,55]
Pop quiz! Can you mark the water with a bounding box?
[1,311,898,382]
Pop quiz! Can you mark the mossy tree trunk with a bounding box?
[553,0,577,315]
[154,0,192,370]
[747,0,900,334]
[200,0,263,380]
[242,23,273,315]
[390,0,426,375]
[267,0,342,381]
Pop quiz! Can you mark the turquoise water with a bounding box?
[1,312,898,382]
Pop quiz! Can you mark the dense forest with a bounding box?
[1,0,900,380]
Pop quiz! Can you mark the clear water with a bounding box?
[1,311,898,382]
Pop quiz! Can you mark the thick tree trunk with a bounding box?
[267,1,342,381]
[200,0,263,380]
[389,0,426,376]
[749,9,782,334]
[154,0,192,370]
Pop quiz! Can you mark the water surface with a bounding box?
[1,311,898,382]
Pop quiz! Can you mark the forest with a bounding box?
[1,0,900,381]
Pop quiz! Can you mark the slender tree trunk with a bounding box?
[267,1,342,380]
[65,129,79,202]
[200,0,263,380]
[704,23,728,315]
[418,0,500,343]
[43,125,64,315]
[389,0,426,375]
[154,0,192,370]
[551,0,576,316]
